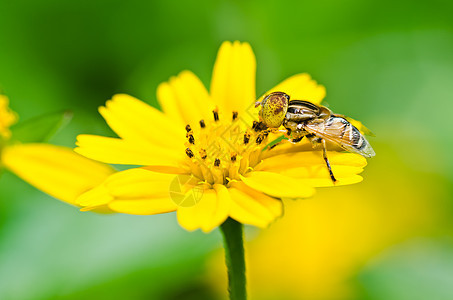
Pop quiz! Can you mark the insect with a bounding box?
[256,91,375,182]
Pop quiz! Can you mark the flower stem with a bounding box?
[220,218,247,300]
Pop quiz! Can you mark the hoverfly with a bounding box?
[255,92,375,182]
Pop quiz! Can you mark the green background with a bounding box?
[1,0,452,299]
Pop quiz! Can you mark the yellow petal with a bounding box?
[298,174,364,187]
[228,184,282,228]
[1,144,114,205]
[77,184,113,208]
[282,164,364,179]
[106,94,185,139]
[259,151,366,186]
[261,139,315,159]
[177,184,231,233]
[77,168,180,215]
[177,188,217,232]
[211,184,233,228]
[109,197,177,215]
[157,71,215,126]
[80,205,112,213]
[260,151,367,170]
[210,41,256,115]
[75,134,183,167]
[234,182,282,218]
[142,165,190,175]
[104,168,176,199]
[240,171,315,198]
[259,73,326,105]
[156,82,186,126]
[100,94,185,147]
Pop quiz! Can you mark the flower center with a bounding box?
[182,110,272,186]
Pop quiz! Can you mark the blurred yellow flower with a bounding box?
[0,95,114,208]
[0,95,18,139]
[75,41,369,232]
[207,156,440,300]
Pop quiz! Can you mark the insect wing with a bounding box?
[333,114,375,136]
[304,117,375,158]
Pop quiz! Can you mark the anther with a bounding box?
[185,124,192,133]
[231,154,237,162]
[268,143,278,150]
[185,148,194,158]
[213,109,219,122]
[232,111,238,121]
[244,133,250,145]
[199,119,206,128]
[188,134,195,144]
[256,136,263,144]
[214,158,220,167]
[256,131,269,145]
[199,148,207,159]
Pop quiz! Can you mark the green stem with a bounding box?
[219,218,247,300]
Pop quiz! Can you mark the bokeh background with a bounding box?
[1,0,453,299]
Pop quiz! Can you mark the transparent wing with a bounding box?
[304,117,375,158]
[333,114,375,136]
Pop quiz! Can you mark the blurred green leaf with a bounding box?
[10,110,73,143]
[358,239,453,300]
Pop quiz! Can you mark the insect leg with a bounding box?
[291,136,303,143]
[267,140,283,150]
[322,139,337,183]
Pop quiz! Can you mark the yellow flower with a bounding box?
[0,95,18,139]
[75,41,368,232]
[0,95,114,208]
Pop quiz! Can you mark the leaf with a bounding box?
[10,110,73,143]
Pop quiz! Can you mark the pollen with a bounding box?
[182,110,271,185]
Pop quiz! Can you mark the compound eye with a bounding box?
[259,92,289,128]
